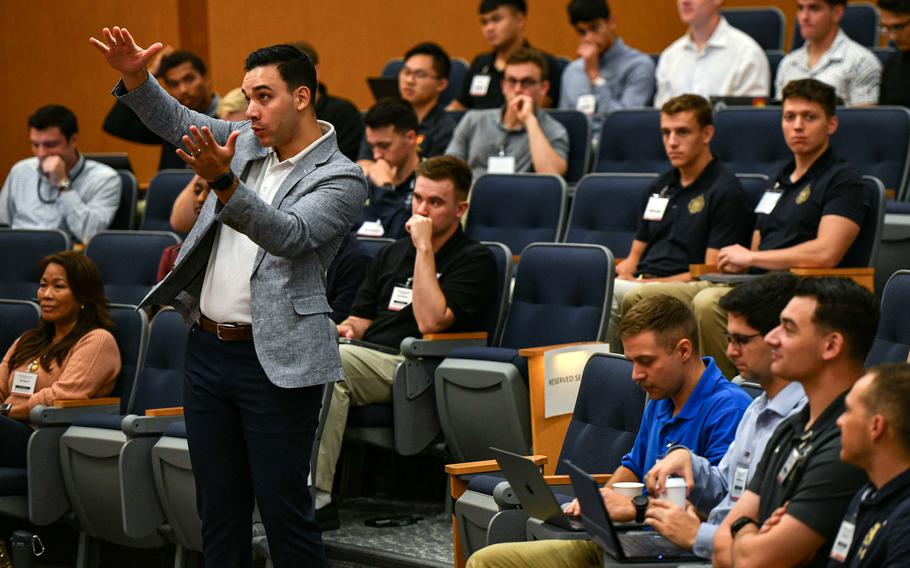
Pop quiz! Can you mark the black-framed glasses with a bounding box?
[880,19,910,34]
[399,67,438,81]
[724,332,763,349]
[503,77,542,89]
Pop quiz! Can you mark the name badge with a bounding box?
[11,371,38,396]
[576,94,597,116]
[777,447,801,484]
[754,191,783,215]
[357,220,385,237]
[643,195,670,221]
[829,520,855,562]
[469,75,491,97]
[487,155,516,174]
[731,465,749,500]
[388,286,413,312]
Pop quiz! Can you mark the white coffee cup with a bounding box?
[664,477,687,509]
[612,481,645,497]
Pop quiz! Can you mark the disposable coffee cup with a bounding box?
[664,477,687,509]
[612,482,645,497]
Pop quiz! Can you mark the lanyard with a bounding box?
[36,158,86,204]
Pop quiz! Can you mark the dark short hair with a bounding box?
[365,98,419,134]
[720,272,800,335]
[661,94,713,128]
[619,295,700,354]
[244,44,318,97]
[823,0,847,6]
[479,0,527,15]
[404,42,451,80]
[782,78,838,118]
[158,50,207,78]
[416,156,473,200]
[863,363,910,451]
[567,0,611,25]
[505,47,549,79]
[290,41,319,65]
[879,0,910,14]
[28,105,78,140]
[793,277,879,364]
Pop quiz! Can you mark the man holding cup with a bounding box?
[643,273,807,559]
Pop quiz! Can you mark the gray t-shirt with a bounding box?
[445,108,569,180]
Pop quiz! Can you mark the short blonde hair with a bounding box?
[217,87,246,118]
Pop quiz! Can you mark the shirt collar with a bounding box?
[657,357,725,421]
[267,121,335,168]
[825,28,850,62]
[685,16,731,50]
[777,147,836,188]
[765,381,807,417]
[793,388,849,438]
[671,157,720,194]
[600,37,627,65]
[866,468,910,503]
[422,103,446,127]
[68,153,86,179]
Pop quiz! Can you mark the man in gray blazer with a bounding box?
[91,27,366,567]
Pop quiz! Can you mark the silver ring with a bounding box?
[110,41,118,48]
[193,150,202,157]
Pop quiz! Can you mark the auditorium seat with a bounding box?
[736,173,771,209]
[721,7,786,50]
[594,109,666,174]
[546,109,591,184]
[0,229,70,300]
[435,243,613,463]
[356,236,395,258]
[712,108,788,179]
[464,174,567,257]
[111,170,138,231]
[451,353,644,560]
[866,270,910,365]
[875,201,910,296]
[562,173,658,257]
[766,50,785,96]
[85,230,182,305]
[140,169,194,232]
[830,107,910,200]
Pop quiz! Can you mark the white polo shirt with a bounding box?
[654,16,771,107]
[199,122,334,324]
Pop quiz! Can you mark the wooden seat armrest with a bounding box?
[445,455,548,476]
[544,473,612,485]
[518,342,603,358]
[689,264,718,279]
[422,332,488,341]
[145,406,184,417]
[52,397,120,408]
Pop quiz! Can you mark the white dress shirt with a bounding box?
[200,122,334,324]
[775,28,881,106]
[654,16,771,107]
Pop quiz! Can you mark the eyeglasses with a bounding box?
[880,19,910,34]
[400,67,438,81]
[504,77,542,89]
[724,332,763,349]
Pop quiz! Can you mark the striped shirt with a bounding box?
[775,29,882,106]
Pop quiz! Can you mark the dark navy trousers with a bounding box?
[183,325,326,567]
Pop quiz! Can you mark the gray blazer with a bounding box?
[117,73,367,388]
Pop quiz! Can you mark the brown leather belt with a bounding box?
[199,315,253,342]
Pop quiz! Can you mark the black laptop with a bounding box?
[367,77,401,101]
[491,447,585,531]
[565,460,699,564]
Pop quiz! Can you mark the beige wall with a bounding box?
[2,0,800,185]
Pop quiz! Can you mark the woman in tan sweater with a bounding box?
[0,251,120,467]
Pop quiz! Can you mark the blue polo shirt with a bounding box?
[620,358,750,481]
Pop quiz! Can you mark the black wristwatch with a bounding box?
[208,172,235,191]
[0,403,11,417]
[730,516,760,538]
[632,494,649,523]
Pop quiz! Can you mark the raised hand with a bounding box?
[176,125,240,182]
[89,26,163,90]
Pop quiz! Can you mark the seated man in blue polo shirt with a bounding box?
[467,294,751,568]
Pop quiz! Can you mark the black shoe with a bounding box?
[316,502,340,531]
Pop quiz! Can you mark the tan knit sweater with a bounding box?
[0,328,121,421]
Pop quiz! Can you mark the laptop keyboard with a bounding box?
[619,531,687,557]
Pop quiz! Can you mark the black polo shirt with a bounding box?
[879,50,910,108]
[828,469,910,567]
[351,227,497,349]
[357,103,456,161]
[316,83,364,162]
[634,159,753,277]
[454,42,563,109]
[748,391,868,568]
[356,172,416,240]
[757,149,868,263]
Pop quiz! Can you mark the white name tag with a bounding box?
[388,286,413,311]
[731,466,749,500]
[754,191,783,215]
[469,75,492,97]
[643,195,670,221]
[576,94,596,116]
[777,448,801,484]
[357,220,385,237]
[11,371,38,396]
[487,155,516,174]
[829,520,855,562]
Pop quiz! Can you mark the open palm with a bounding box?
[89,26,163,76]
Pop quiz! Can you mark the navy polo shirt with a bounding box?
[356,171,416,240]
[828,469,910,568]
[757,148,868,264]
[620,357,750,481]
[635,159,753,277]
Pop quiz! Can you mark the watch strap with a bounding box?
[730,516,759,538]
[209,172,235,191]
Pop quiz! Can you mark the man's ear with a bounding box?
[68,133,79,149]
[296,85,312,112]
[456,199,469,218]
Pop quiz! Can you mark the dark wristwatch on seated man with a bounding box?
[1,403,11,417]
[632,494,649,523]
[208,172,235,191]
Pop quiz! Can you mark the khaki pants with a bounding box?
[608,278,647,353]
[315,344,404,493]
[621,281,735,379]
[466,539,602,568]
